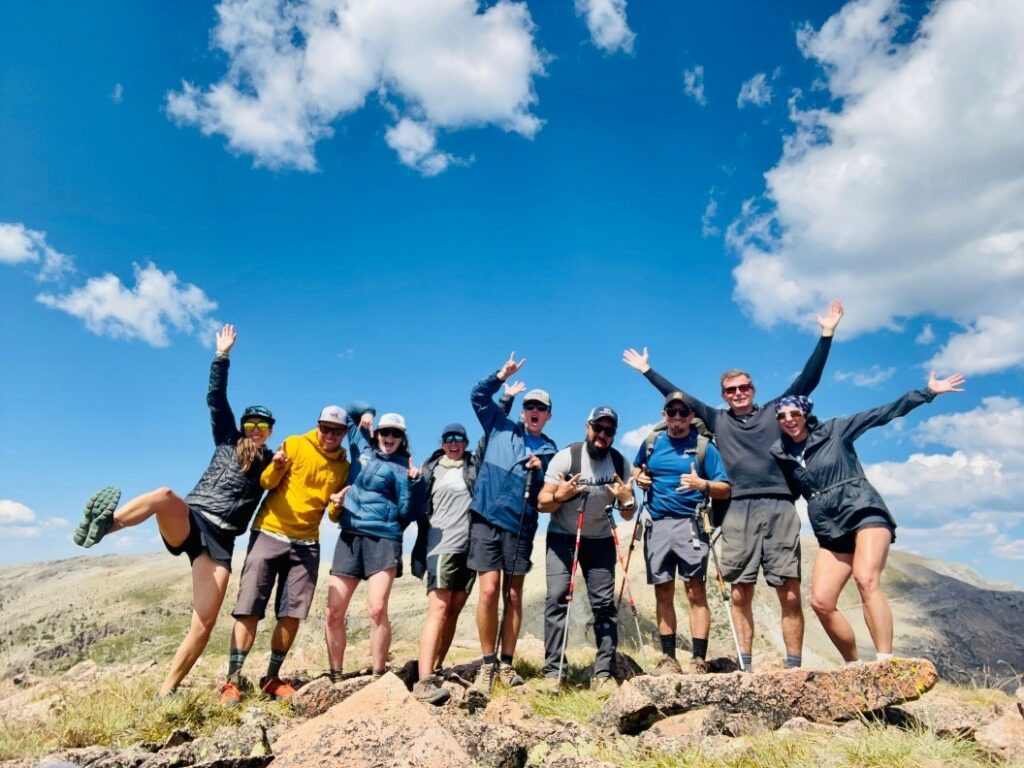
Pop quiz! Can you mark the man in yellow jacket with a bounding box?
[219,405,350,704]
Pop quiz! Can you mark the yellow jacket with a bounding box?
[252,430,349,541]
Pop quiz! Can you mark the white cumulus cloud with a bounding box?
[915,323,935,345]
[575,0,635,54]
[37,262,219,348]
[683,65,707,106]
[0,500,36,525]
[726,0,1024,375]
[833,364,896,387]
[166,0,546,174]
[736,72,773,108]
[0,222,74,281]
[0,500,68,539]
[619,422,657,450]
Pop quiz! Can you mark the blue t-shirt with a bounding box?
[524,432,546,453]
[633,431,728,521]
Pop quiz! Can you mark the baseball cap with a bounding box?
[587,406,618,425]
[318,405,348,425]
[523,389,552,408]
[441,422,468,439]
[378,412,407,432]
[241,405,275,425]
[663,391,692,411]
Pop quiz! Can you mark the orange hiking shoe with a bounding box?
[218,680,243,707]
[260,675,297,700]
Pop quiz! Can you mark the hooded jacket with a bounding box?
[339,424,423,541]
[469,373,557,536]
[252,429,350,541]
[184,356,273,534]
[769,388,937,541]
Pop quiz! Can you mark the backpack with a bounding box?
[640,418,729,529]
[567,441,626,484]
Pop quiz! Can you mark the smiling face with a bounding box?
[521,401,551,436]
[317,421,345,451]
[776,408,809,442]
[441,432,467,460]
[377,427,405,455]
[662,401,695,438]
[242,419,272,447]
[721,374,755,415]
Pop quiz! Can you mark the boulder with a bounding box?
[433,708,528,768]
[647,708,725,740]
[482,695,590,751]
[289,675,372,718]
[600,658,939,734]
[974,704,1024,763]
[1017,686,1023,720]
[271,672,524,768]
[885,690,1002,737]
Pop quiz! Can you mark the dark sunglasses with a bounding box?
[442,434,467,444]
[722,384,753,396]
[242,421,271,433]
[664,408,692,418]
[318,423,345,436]
[378,428,404,438]
[523,403,550,412]
[776,410,806,421]
[589,423,616,437]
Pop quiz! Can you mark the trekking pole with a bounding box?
[700,505,745,672]
[606,504,649,671]
[555,488,589,690]
[495,461,534,660]
[616,493,645,608]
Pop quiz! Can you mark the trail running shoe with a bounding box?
[218,681,243,707]
[474,660,497,692]
[259,675,297,700]
[412,675,451,706]
[74,486,121,548]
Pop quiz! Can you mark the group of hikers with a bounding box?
[73,301,966,707]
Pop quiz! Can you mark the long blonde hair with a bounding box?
[235,436,263,473]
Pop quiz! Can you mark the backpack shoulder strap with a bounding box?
[568,441,583,478]
[610,448,625,481]
[643,422,667,466]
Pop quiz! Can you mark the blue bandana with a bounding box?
[775,395,813,416]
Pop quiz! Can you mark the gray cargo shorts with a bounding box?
[718,496,801,586]
[644,516,710,584]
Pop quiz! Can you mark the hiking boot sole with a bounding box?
[75,487,120,547]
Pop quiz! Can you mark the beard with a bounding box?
[586,439,610,461]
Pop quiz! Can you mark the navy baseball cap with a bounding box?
[587,406,618,425]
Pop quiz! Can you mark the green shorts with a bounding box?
[425,551,476,594]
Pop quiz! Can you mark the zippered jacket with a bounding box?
[185,356,272,534]
[769,388,937,540]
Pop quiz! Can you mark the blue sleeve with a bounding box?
[702,443,729,483]
[632,444,646,469]
[395,467,416,528]
[470,373,508,433]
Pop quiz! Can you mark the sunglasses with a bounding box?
[318,423,345,436]
[242,421,271,433]
[664,408,692,418]
[776,410,806,421]
[378,428,404,438]
[523,403,550,412]
[589,423,616,437]
[442,434,467,444]
[722,384,753,396]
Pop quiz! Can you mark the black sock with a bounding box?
[499,654,514,667]
[227,648,248,682]
[267,650,287,679]
[659,634,676,658]
[328,669,344,683]
[483,653,498,665]
[691,637,709,660]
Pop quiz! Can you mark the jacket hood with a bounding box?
[300,429,346,461]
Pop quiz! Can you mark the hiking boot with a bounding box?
[218,681,243,707]
[412,675,451,706]
[474,660,498,692]
[690,658,710,674]
[497,663,524,688]
[590,675,617,694]
[650,654,683,676]
[74,486,121,547]
[259,675,297,700]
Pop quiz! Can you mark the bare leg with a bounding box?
[109,487,190,546]
[436,590,469,669]
[500,574,525,657]
[420,589,452,678]
[810,548,857,661]
[366,568,396,672]
[160,553,230,694]
[683,579,711,641]
[324,574,360,672]
[852,529,893,655]
[270,617,300,655]
[775,578,805,657]
[476,570,500,655]
[231,615,260,654]
[731,582,755,654]
[653,581,677,636]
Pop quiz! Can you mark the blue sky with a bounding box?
[2,0,1022,585]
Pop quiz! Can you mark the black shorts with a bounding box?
[466,513,533,576]
[162,508,236,571]
[331,531,402,580]
[817,511,895,554]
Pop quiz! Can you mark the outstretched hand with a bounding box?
[503,380,526,398]
[498,351,526,381]
[608,474,634,505]
[216,324,237,356]
[272,443,291,470]
[927,371,966,395]
[676,465,708,494]
[817,299,844,338]
[623,347,651,374]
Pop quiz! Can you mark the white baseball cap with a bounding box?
[318,405,348,426]
[377,412,407,432]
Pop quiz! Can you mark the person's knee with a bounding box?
[685,581,708,608]
[325,599,347,630]
[809,591,836,616]
[367,601,390,626]
[153,487,181,504]
[477,577,500,604]
[731,584,753,608]
[853,569,881,597]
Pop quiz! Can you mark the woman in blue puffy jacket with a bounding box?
[323,411,423,681]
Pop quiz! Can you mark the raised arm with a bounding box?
[471,352,525,432]
[207,324,240,445]
[840,371,965,441]
[622,346,717,428]
[781,299,843,399]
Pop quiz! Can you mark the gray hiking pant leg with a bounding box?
[584,536,618,678]
[543,532,573,678]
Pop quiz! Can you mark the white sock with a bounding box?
[876,652,893,661]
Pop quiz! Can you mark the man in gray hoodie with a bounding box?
[623,300,843,671]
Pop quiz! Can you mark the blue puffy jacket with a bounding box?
[340,424,423,541]
[469,373,557,536]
